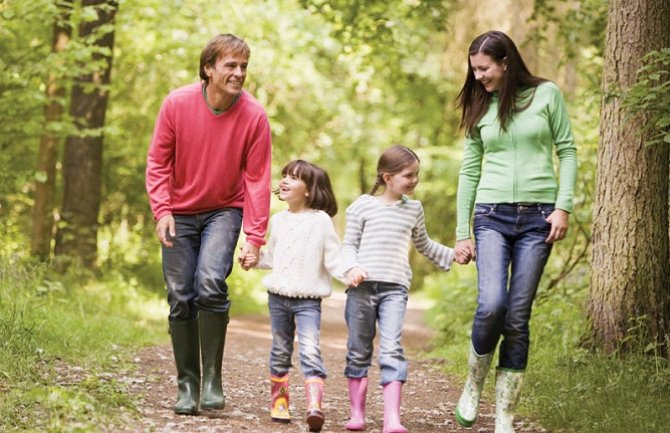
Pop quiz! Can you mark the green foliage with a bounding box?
[529,0,608,60]
[0,255,160,431]
[622,48,670,146]
[528,348,670,433]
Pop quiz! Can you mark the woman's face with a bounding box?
[469,52,506,93]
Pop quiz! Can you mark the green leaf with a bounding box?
[655,117,670,128]
[34,170,48,183]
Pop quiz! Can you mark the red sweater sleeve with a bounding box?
[145,97,176,222]
[241,108,272,247]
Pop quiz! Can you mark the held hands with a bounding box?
[156,214,176,247]
[545,209,569,243]
[454,239,476,265]
[238,242,260,271]
[345,267,368,288]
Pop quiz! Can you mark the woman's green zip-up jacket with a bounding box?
[456,81,577,240]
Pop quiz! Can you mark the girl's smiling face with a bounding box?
[470,52,506,93]
[278,171,309,211]
[384,161,420,199]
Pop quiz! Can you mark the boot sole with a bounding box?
[200,402,225,410]
[272,417,291,424]
[454,407,476,427]
[306,411,324,432]
[174,407,198,416]
[345,418,365,431]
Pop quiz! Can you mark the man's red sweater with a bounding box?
[146,82,272,246]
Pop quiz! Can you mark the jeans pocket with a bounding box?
[474,204,494,217]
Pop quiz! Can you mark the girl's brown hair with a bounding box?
[278,160,338,217]
[369,145,420,196]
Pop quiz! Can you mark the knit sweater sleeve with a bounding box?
[547,83,577,213]
[257,215,275,270]
[412,202,454,271]
[242,111,272,247]
[456,130,484,240]
[145,97,176,221]
[342,197,365,273]
[320,213,346,285]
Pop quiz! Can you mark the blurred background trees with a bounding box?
[1,0,668,356]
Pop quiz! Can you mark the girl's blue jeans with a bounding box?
[161,208,242,321]
[267,292,326,378]
[344,281,408,385]
[472,203,554,370]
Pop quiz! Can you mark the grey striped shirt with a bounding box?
[342,194,454,289]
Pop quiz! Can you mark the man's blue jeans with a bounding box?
[472,203,554,370]
[162,208,242,321]
[267,292,326,379]
[344,281,408,385]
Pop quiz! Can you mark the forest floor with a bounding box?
[117,292,547,433]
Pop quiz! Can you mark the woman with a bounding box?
[452,30,577,433]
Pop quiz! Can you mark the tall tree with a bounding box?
[588,0,670,354]
[30,0,73,260]
[54,0,118,267]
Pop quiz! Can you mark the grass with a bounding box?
[424,263,670,433]
[0,251,267,432]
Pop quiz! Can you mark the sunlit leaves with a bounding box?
[622,48,670,147]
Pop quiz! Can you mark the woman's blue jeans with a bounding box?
[161,208,242,321]
[472,203,554,370]
[267,292,326,379]
[344,281,408,385]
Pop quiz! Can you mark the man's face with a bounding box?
[204,51,249,97]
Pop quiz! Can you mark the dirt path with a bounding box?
[122,292,545,433]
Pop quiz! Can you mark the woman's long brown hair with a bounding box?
[457,30,546,135]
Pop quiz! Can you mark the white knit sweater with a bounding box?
[257,209,345,298]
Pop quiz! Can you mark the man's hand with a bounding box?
[238,242,260,270]
[156,214,175,247]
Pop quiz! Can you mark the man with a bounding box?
[146,33,271,415]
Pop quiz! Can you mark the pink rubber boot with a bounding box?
[304,377,325,432]
[345,377,368,431]
[270,374,291,423]
[382,381,408,433]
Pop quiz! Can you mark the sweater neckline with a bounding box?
[202,83,242,115]
[368,194,409,207]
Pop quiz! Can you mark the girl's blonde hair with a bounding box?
[277,160,338,216]
[369,145,420,195]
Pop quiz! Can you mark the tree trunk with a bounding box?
[588,0,670,354]
[30,1,73,260]
[54,0,118,268]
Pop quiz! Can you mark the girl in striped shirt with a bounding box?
[341,145,455,433]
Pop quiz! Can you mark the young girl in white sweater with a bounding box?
[342,145,455,433]
[243,159,344,432]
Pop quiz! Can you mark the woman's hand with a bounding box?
[455,239,476,264]
[545,209,569,243]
